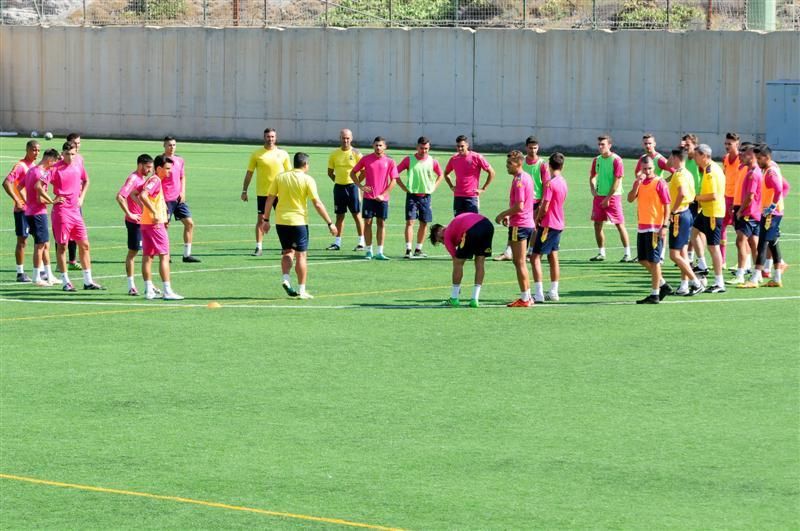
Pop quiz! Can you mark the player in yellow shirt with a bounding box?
[263,152,337,299]
[326,128,366,251]
[241,128,291,256]
[665,149,704,296]
[693,144,727,293]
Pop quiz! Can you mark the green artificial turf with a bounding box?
[1,136,798,529]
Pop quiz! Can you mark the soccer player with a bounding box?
[326,128,366,251]
[23,149,60,287]
[665,149,703,296]
[160,136,200,263]
[634,134,671,177]
[731,144,762,286]
[589,135,632,262]
[628,156,672,304]
[443,135,495,216]
[722,132,746,269]
[263,152,337,299]
[395,136,443,259]
[3,140,40,282]
[751,145,789,287]
[116,154,154,296]
[241,128,291,256]
[50,141,104,291]
[730,140,754,276]
[495,136,549,261]
[531,153,568,303]
[137,155,184,300]
[429,213,494,308]
[692,144,727,293]
[64,132,84,271]
[495,151,535,308]
[350,136,398,260]
[680,133,703,265]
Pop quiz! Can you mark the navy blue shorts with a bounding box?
[167,200,192,221]
[689,200,699,220]
[531,226,562,256]
[14,211,29,239]
[508,226,534,243]
[759,213,782,241]
[693,214,723,245]
[637,231,664,263]
[276,224,309,252]
[333,184,361,215]
[257,195,278,215]
[126,220,142,251]
[26,214,49,244]
[455,218,494,260]
[532,201,541,218]
[453,196,479,216]
[668,209,693,250]
[735,216,760,238]
[405,194,432,222]
[362,198,389,220]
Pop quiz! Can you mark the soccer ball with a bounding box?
[30,131,38,137]
[44,132,53,140]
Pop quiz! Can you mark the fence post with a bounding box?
[666,0,670,30]
[454,0,458,27]
[203,0,207,25]
[82,0,86,24]
[389,0,393,27]
[592,0,597,29]
[522,0,527,28]
[263,0,267,26]
[706,0,712,29]
[324,0,329,27]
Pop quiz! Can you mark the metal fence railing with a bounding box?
[2,0,798,30]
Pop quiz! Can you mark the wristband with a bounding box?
[264,218,269,222]
[327,222,333,226]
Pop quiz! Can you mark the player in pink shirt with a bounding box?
[2,140,40,282]
[494,151,535,308]
[64,133,84,270]
[116,154,154,296]
[429,212,494,308]
[161,136,200,263]
[50,141,104,291]
[751,144,789,287]
[350,136,398,260]
[732,144,762,286]
[135,155,183,300]
[444,135,495,216]
[532,153,568,303]
[22,149,60,287]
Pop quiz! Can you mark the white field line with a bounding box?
[2,295,798,312]
[0,223,604,232]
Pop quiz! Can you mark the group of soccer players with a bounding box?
[3,128,790,306]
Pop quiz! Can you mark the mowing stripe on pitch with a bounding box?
[0,473,402,530]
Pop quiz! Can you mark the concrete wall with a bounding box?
[1,26,798,151]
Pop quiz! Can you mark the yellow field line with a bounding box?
[0,305,186,323]
[0,473,403,530]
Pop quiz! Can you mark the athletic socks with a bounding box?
[599,247,606,257]
[623,246,631,257]
[751,270,762,283]
[45,264,54,280]
[415,243,423,251]
[16,264,24,274]
[697,257,708,270]
[255,242,263,251]
[774,268,782,283]
[367,245,373,253]
[764,258,773,273]
[62,272,71,285]
[405,242,412,251]
[679,280,689,291]
[534,282,544,301]
[334,237,342,246]
[33,268,41,282]
[550,281,559,294]
[358,235,366,246]
[714,274,724,287]
[127,276,135,290]
[298,284,306,295]
[82,269,93,285]
[651,288,660,296]
[377,245,384,255]
[184,243,192,257]
[504,245,512,257]
[451,284,461,299]
[282,274,291,284]
[520,289,531,302]
[471,284,481,300]
[145,280,154,292]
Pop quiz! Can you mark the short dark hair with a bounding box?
[65,132,80,142]
[525,136,539,146]
[640,155,654,166]
[725,132,740,141]
[754,144,772,156]
[26,140,40,150]
[154,155,173,169]
[642,133,655,141]
[163,136,176,143]
[373,136,386,144]
[740,143,756,153]
[264,128,276,134]
[598,134,612,143]
[681,133,699,144]
[456,135,469,144]
[294,152,310,168]
[507,150,524,164]
[62,141,76,152]
[417,136,430,145]
[42,148,60,160]
[670,148,687,161]
[429,223,445,246]
[137,154,154,165]
[549,152,565,170]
